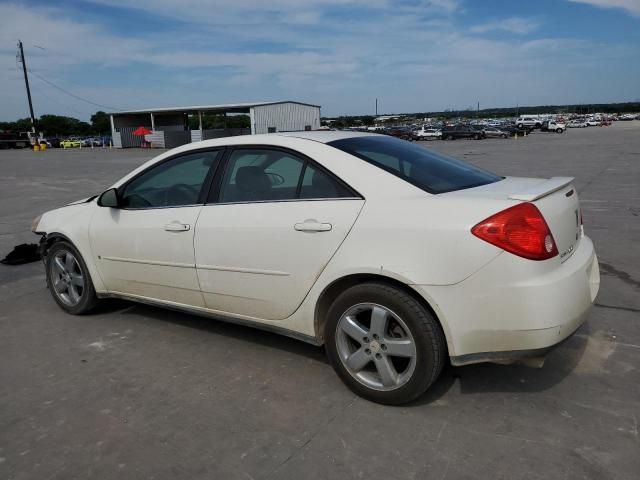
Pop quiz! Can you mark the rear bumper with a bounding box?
[414,236,600,363]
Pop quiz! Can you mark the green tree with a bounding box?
[91,111,111,134]
[38,115,91,137]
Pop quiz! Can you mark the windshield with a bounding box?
[328,135,501,194]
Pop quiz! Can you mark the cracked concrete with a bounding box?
[1,122,639,480]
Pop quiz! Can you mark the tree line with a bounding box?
[323,102,640,127]
[0,111,111,137]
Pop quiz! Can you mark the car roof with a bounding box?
[275,130,379,143]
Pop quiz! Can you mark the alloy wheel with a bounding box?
[335,303,417,391]
[49,250,85,306]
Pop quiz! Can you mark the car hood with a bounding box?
[65,195,98,206]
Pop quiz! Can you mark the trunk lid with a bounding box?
[448,176,582,262]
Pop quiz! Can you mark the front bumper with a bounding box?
[414,236,600,365]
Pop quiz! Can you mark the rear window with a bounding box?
[328,136,501,194]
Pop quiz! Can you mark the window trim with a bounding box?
[206,145,363,205]
[117,148,224,211]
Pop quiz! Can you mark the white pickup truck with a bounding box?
[414,126,442,140]
[541,120,566,133]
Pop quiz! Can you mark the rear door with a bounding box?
[194,146,364,320]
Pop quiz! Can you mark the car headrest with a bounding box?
[236,166,271,193]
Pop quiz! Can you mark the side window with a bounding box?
[300,164,355,199]
[217,148,357,203]
[121,151,218,208]
[219,149,303,203]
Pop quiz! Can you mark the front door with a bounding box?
[90,150,220,307]
[194,147,364,320]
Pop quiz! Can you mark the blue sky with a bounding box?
[1,0,639,120]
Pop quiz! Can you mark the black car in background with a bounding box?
[441,124,485,140]
[501,124,532,137]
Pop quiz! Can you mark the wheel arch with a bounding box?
[39,231,107,293]
[314,273,450,355]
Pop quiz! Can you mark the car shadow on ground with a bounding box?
[96,299,329,364]
[94,299,591,406]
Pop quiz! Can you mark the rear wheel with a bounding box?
[556,128,563,133]
[46,241,99,314]
[325,282,446,405]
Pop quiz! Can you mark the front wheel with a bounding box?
[325,282,446,405]
[46,241,99,314]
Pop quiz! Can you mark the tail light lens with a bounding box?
[471,203,558,260]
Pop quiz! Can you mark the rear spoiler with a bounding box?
[508,177,575,202]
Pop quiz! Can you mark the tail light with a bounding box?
[471,203,558,260]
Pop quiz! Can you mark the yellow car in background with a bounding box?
[60,139,82,148]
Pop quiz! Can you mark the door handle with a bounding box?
[294,220,332,232]
[164,222,190,232]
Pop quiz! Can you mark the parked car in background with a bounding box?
[60,139,82,148]
[47,138,62,148]
[541,121,566,133]
[482,127,509,139]
[516,116,543,129]
[414,127,442,140]
[441,124,485,140]
[32,131,600,405]
[586,119,600,127]
[567,120,588,128]
[384,127,418,141]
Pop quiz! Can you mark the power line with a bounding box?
[27,69,123,112]
[30,81,89,117]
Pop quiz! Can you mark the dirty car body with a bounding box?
[33,131,600,404]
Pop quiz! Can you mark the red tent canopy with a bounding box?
[132,126,153,136]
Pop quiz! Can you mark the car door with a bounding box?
[90,149,221,307]
[194,146,364,320]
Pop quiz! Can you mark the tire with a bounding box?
[325,282,446,405]
[474,134,480,140]
[556,128,563,133]
[45,240,100,314]
[517,123,524,129]
[447,135,454,140]
[501,134,507,139]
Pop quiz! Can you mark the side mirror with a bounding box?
[97,188,120,208]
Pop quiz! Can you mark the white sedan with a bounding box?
[32,131,600,404]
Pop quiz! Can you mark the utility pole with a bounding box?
[375,98,378,116]
[17,40,36,137]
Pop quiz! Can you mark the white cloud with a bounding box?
[567,0,640,16]
[470,17,540,35]
[0,0,637,120]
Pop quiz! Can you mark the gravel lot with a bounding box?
[1,122,639,480]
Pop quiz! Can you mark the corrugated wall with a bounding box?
[251,103,321,134]
[146,131,165,148]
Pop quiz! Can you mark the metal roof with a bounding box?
[109,101,321,116]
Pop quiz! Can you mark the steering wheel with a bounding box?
[164,183,197,206]
[265,172,285,186]
[123,193,152,208]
